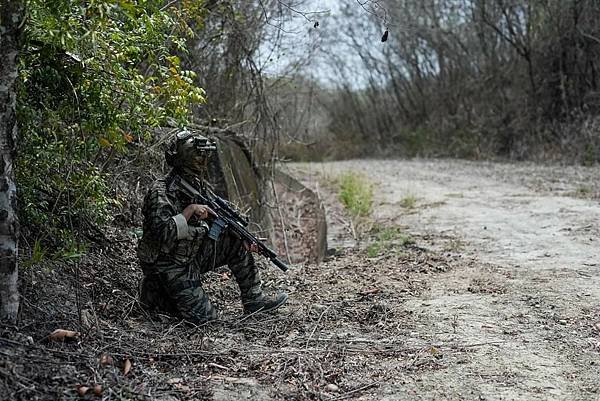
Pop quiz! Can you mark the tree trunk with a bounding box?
[0,0,25,323]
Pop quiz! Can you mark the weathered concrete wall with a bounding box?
[272,170,328,264]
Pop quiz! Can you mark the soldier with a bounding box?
[137,131,288,323]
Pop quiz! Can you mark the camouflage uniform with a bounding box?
[137,172,264,323]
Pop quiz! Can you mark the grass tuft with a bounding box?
[576,186,592,195]
[399,194,417,209]
[366,226,414,257]
[338,172,374,217]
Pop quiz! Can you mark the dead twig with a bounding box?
[305,305,331,349]
[332,381,381,400]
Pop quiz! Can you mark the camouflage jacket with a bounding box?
[137,172,209,269]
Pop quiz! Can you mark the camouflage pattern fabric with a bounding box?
[137,171,262,323]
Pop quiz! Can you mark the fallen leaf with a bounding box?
[359,288,379,296]
[99,354,114,366]
[80,309,93,330]
[123,359,132,375]
[93,384,103,396]
[77,385,90,396]
[48,329,80,342]
[168,378,183,384]
[174,383,191,392]
[123,132,133,143]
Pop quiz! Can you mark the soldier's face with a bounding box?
[188,152,209,175]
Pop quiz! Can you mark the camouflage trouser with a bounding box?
[139,230,261,323]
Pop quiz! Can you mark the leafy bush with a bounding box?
[17,0,206,256]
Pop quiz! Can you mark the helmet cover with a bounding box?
[165,130,217,175]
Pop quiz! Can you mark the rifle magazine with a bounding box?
[208,218,227,241]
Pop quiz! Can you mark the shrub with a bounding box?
[17,0,206,256]
[338,172,373,218]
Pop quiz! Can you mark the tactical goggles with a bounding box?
[177,130,217,152]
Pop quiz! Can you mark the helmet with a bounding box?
[165,130,217,175]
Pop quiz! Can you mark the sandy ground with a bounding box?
[289,159,600,400]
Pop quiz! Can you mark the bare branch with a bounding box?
[356,0,390,27]
[277,0,330,23]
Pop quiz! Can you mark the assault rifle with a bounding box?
[171,175,289,272]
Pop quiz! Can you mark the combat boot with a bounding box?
[242,292,288,314]
[191,305,218,324]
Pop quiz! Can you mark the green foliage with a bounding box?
[17,0,207,254]
[575,186,592,196]
[21,240,47,270]
[366,226,414,258]
[31,240,47,264]
[583,143,596,167]
[399,194,417,209]
[338,172,373,218]
[401,127,437,157]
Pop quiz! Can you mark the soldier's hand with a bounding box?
[183,204,215,221]
[244,242,259,253]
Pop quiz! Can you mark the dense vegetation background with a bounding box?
[278,0,600,164]
[14,0,299,258]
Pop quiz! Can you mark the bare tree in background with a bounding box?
[0,0,25,323]
[182,0,322,160]
[309,0,600,162]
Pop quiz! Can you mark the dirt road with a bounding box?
[290,159,600,400]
